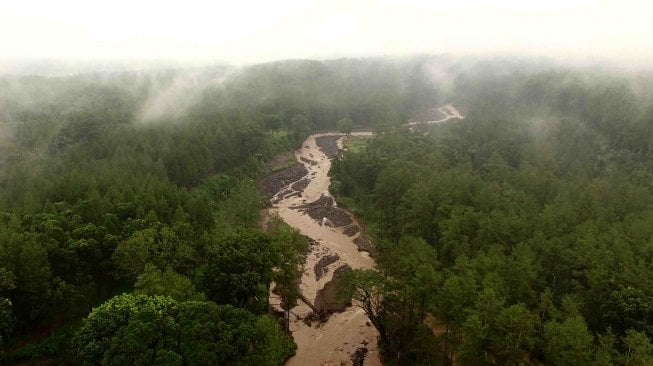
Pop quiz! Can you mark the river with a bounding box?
[406,103,464,127]
[267,101,464,365]
[268,132,381,366]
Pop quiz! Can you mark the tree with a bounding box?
[216,181,262,228]
[337,117,354,135]
[602,287,653,338]
[623,329,653,366]
[134,264,204,301]
[342,237,441,364]
[0,298,14,346]
[290,114,311,148]
[111,229,152,280]
[112,227,195,280]
[74,294,177,365]
[341,270,387,344]
[201,229,279,314]
[492,304,537,364]
[373,162,418,240]
[73,294,295,365]
[270,224,308,333]
[544,316,595,366]
[263,114,282,130]
[6,235,53,324]
[0,267,15,345]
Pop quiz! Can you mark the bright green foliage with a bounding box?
[74,294,295,365]
[215,181,262,229]
[201,229,279,314]
[544,316,595,366]
[622,330,653,366]
[112,226,194,280]
[249,315,298,366]
[134,264,204,301]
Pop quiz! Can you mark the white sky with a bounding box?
[1,0,652,64]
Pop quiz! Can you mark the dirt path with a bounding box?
[268,132,381,366]
[406,103,465,127]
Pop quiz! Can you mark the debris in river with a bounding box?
[300,156,317,166]
[314,254,340,280]
[261,163,308,197]
[351,347,369,366]
[342,224,361,236]
[314,265,352,315]
[291,178,310,193]
[353,236,375,255]
[294,194,353,227]
[315,135,342,158]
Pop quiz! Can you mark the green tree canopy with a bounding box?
[200,229,279,314]
[73,294,295,365]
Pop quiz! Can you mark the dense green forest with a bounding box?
[2,56,653,365]
[331,63,653,365]
[0,57,439,364]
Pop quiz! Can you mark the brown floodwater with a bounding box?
[268,132,381,366]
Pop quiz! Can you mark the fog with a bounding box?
[1,0,653,73]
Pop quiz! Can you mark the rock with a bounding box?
[315,135,342,158]
[353,236,374,254]
[294,195,353,227]
[300,156,318,165]
[291,178,310,193]
[261,164,308,197]
[350,347,368,366]
[314,265,352,315]
[342,224,360,236]
[277,188,294,199]
[314,254,340,280]
[293,194,334,208]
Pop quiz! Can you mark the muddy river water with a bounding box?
[268,132,381,366]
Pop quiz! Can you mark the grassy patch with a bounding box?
[343,136,369,154]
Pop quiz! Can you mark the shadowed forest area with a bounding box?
[0,55,653,365]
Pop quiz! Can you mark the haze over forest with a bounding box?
[2,0,653,73]
[2,1,653,366]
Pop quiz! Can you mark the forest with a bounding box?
[0,57,439,364]
[1,55,653,365]
[331,61,653,365]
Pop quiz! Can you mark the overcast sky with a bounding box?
[1,0,652,64]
